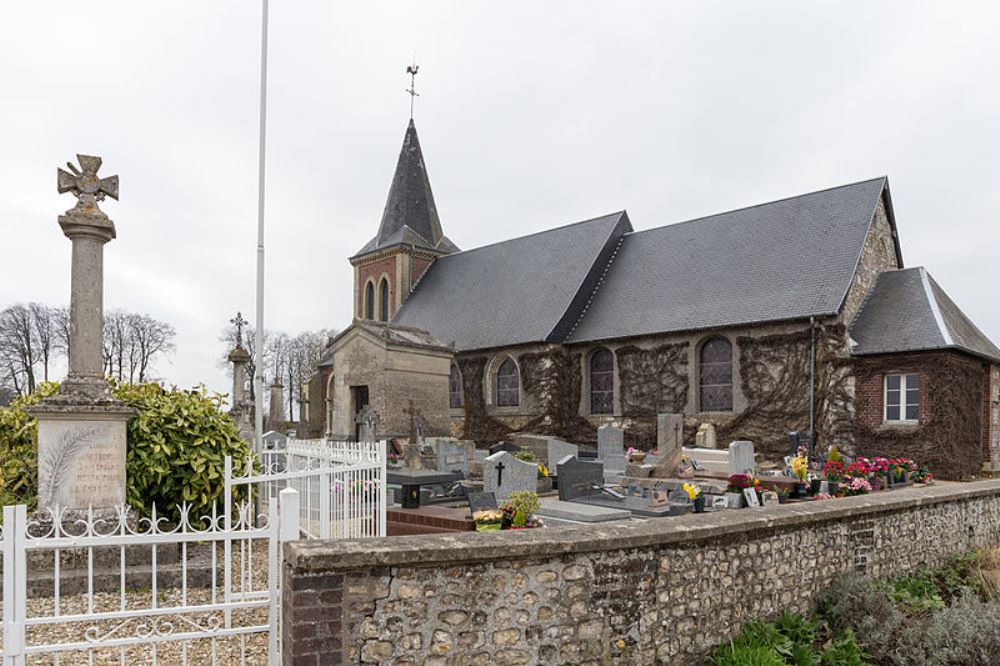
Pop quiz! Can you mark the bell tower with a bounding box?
[350,118,458,322]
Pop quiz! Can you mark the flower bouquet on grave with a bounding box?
[913,466,934,484]
[683,482,705,513]
[726,474,753,508]
[823,461,845,496]
[843,476,872,496]
[474,510,503,532]
[507,491,544,529]
[871,456,891,486]
[791,456,810,497]
[776,487,790,504]
[627,447,647,464]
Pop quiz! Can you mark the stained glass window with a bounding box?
[379,279,389,322]
[496,358,519,407]
[364,282,375,320]
[589,348,614,414]
[699,337,733,412]
[449,364,463,409]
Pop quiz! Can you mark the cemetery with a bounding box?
[4,7,1000,664]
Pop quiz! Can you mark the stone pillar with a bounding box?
[268,380,286,434]
[29,154,135,512]
[228,344,253,438]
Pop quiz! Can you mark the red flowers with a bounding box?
[727,474,754,492]
[823,460,845,482]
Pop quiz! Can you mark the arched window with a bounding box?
[449,363,463,408]
[364,281,374,320]
[589,348,614,414]
[379,278,389,322]
[699,337,733,411]
[495,358,519,407]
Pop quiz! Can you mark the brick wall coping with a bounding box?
[285,480,1000,572]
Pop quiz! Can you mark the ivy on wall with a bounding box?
[853,352,988,480]
[520,348,594,442]
[616,342,689,447]
[716,324,854,457]
[458,356,513,443]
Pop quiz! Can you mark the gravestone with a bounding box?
[467,491,498,515]
[556,456,606,502]
[695,422,717,449]
[30,155,136,511]
[597,425,626,472]
[483,451,536,500]
[652,413,684,476]
[262,430,287,450]
[546,439,578,474]
[434,439,471,476]
[488,441,522,456]
[729,440,756,475]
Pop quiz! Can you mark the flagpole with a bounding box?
[254,0,269,455]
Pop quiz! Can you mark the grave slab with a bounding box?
[537,498,631,523]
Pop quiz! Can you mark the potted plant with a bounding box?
[726,474,752,508]
[871,456,891,487]
[776,487,790,504]
[913,466,934,484]
[790,455,810,498]
[843,476,872,496]
[473,510,502,532]
[683,482,705,513]
[824,460,845,496]
[508,491,543,529]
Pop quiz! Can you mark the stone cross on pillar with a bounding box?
[402,400,424,470]
[227,313,252,436]
[28,154,136,512]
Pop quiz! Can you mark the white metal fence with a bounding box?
[0,439,384,666]
[226,438,387,541]
[1,493,300,666]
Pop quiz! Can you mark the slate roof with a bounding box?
[850,267,1000,362]
[354,120,459,258]
[565,177,894,343]
[392,212,633,350]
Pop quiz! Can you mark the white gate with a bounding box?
[2,494,298,666]
[226,439,387,541]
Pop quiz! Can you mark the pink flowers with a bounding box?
[844,476,872,495]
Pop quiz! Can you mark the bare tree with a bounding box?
[0,304,38,394]
[28,303,58,382]
[132,314,176,382]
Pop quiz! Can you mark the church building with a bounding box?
[301,119,1000,479]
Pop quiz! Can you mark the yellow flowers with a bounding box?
[682,482,702,500]
[791,455,809,481]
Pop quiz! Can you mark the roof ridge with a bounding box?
[624,176,887,238]
[564,234,628,340]
[430,211,627,262]
[918,266,954,346]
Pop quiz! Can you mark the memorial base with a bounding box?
[28,396,135,512]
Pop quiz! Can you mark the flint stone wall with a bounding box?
[283,480,1000,665]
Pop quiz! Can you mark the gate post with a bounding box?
[3,504,27,666]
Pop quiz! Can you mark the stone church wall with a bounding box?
[854,350,992,479]
[453,321,856,457]
[840,196,899,327]
[282,480,1000,665]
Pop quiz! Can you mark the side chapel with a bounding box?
[300,118,1000,479]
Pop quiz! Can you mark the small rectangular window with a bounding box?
[885,373,919,423]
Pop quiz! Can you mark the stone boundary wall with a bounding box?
[283,481,1000,665]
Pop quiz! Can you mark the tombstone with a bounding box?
[434,439,471,477]
[546,439,578,474]
[657,413,684,453]
[652,414,684,477]
[597,425,626,472]
[695,423,717,449]
[483,451,537,500]
[355,406,381,444]
[262,430,287,450]
[556,456,606,502]
[489,441,522,456]
[729,441,756,476]
[466,491,498,515]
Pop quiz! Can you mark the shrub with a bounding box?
[818,628,869,666]
[711,642,787,666]
[114,382,251,519]
[818,572,902,662]
[508,490,540,518]
[513,450,538,463]
[917,591,1000,665]
[0,382,59,510]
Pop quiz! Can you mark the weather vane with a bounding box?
[405,57,419,119]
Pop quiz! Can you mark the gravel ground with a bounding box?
[1,549,273,665]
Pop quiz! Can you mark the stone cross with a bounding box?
[401,400,424,470]
[354,406,380,444]
[403,400,423,444]
[230,311,248,347]
[28,154,135,511]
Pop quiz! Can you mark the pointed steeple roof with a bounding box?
[354,120,459,258]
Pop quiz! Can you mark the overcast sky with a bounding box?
[3,1,998,397]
